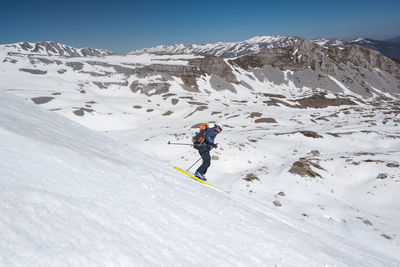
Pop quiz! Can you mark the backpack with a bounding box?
[192,123,210,148]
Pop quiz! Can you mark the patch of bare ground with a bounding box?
[263,98,297,107]
[243,173,260,182]
[297,93,357,108]
[255,118,277,123]
[300,131,323,138]
[188,101,207,105]
[377,173,388,179]
[73,107,94,116]
[263,93,286,98]
[211,155,219,160]
[162,111,173,116]
[231,99,248,104]
[289,158,325,178]
[275,130,322,138]
[171,99,179,105]
[272,200,282,207]
[226,114,240,119]
[31,97,54,104]
[179,96,194,100]
[211,111,221,115]
[387,162,400,168]
[162,93,176,98]
[249,112,262,118]
[356,217,373,226]
[327,131,355,137]
[381,234,393,240]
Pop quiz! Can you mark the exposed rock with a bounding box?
[66,62,84,71]
[300,131,323,138]
[130,81,170,96]
[255,118,277,123]
[289,159,323,178]
[131,54,238,90]
[230,40,400,98]
[273,200,282,207]
[211,155,219,160]
[377,173,388,179]
[57,69,67,74]
[73,107,94,116]
[249,112,262,118]
[243,173,260,182]
[31,97,54,104]
[297,93,357,108]
[162,111,173,116]
[387,162,400,168]
[19,68,47,75]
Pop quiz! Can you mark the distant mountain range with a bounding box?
[385,36,400,43]
[4,41,116,57]
[131,36,400,60]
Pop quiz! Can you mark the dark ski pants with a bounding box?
[196,147,211,174]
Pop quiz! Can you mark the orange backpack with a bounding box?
[193,123,210,147]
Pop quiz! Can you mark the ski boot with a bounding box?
[195,171,207,181]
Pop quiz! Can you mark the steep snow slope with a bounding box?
[1,91,398,266]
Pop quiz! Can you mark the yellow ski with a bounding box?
[173,167,230,194]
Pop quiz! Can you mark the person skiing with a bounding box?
[194,122,223,180]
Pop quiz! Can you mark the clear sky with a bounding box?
[1,0,399,53]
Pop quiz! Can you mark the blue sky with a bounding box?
[1,0,399,53]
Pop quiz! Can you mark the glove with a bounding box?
[212,143,218,148]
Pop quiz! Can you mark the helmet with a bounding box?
[214,122,223,131]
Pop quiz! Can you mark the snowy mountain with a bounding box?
[1,39,400,265]
[131,35,400,60]
[131,35,304,58]
[4,41,116,57]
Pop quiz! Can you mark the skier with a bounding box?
[194,122,223,180]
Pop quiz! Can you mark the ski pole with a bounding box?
[187,157,202,172]
[167,141,193,146]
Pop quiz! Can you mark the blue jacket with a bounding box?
[204,127,218,146]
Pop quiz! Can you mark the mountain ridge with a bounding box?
[130,35,400,60]
[4,41,117,57]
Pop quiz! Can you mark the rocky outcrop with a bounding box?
[229,40,400,97]
[131,54,238,94]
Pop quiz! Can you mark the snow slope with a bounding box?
[1,91,398,266]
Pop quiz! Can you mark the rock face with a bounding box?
[229,40,400,98]
[348,38,400,60]
[131,54,238,94]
